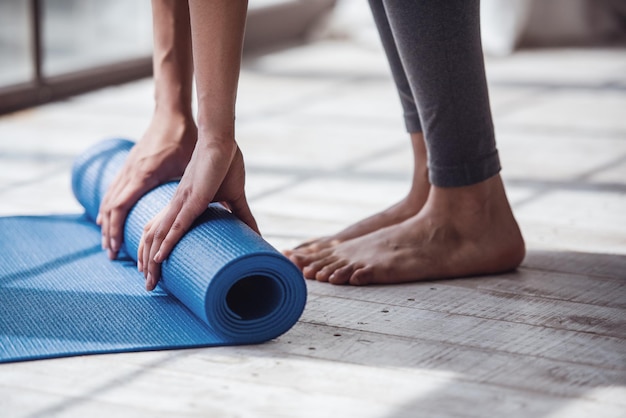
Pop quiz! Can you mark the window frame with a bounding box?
[0,0,152,115]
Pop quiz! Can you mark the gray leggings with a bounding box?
[369,0,501,187]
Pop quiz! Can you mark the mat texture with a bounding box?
[0,139,306,363]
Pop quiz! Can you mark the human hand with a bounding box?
[97,113,197,259]
[138,139,258,291]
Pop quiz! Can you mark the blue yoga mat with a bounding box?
[0,139,306,363]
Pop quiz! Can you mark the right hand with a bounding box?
[97,113,197,259]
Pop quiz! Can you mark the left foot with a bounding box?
[288,175,525,285]
[284,193,426,257]
[284,132,430,257]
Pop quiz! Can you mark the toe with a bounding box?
[315,259,348,282]
[292,237,342,255]
[329,264,357,285]
[292,238,323,254]
[290,248,332,270]
[288,252,313,269]
[349,266,374,286]
[303,255,337,280]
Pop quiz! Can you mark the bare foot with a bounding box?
[288,175,525,285]
[285,132,429,256]
[286,192,427,256]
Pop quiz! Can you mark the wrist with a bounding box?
[194,133,238,164]
[196,112,236,145]
[154,94,194,119]
[147,107,197,146]
[196,128,235,148]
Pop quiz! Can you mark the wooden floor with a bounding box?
[1,22,625,418]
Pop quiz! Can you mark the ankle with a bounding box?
[428,175,506,213]
[402,187,428,213]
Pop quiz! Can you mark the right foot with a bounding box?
[289,174,526,286]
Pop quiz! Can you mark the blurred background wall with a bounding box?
[0,0,334,114]
[1,0,624,115]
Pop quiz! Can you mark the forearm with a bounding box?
[188,0,248,143]
[151,0,194,117]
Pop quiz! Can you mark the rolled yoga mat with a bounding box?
[0,138,306,363]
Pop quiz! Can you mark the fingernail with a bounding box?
[101,236,106,250]
[108,249,115,260]
[137,260,142,272]
[153,251,161,263]
[146,272,153,288]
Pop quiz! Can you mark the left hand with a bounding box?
[138,139,258,291]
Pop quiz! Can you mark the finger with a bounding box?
[144,204,179,289]
[99,206,109,250]
[106,181,150,260]
[145,262,162,291]
[145,222,170,291]
[228,194,259,234]
[151,209,194,265]
[98,177,126,251]
[141,220,156,280]
[137,220,149,273]
[100,230,107,252]
[147,203,203,291]
[97,181,119,226]
[107,208,125,259]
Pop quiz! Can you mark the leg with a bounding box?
[290,0,525,285]
[386,0,501,187]
[285,0,430,256]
